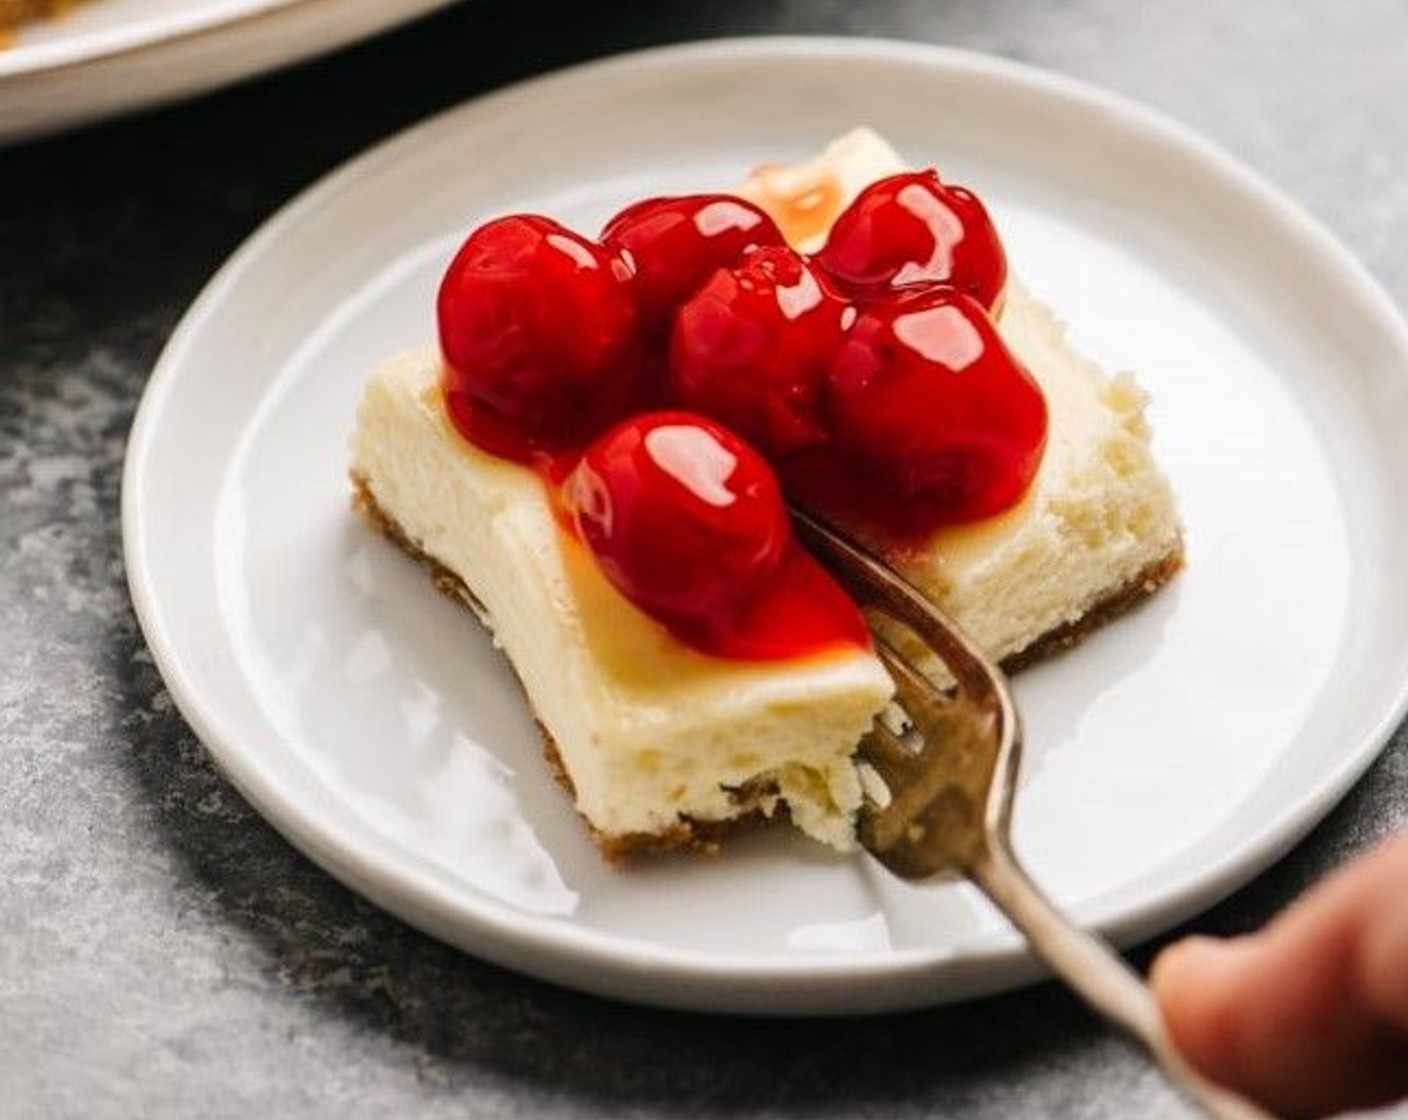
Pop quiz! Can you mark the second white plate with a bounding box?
[0,0,463,143]
[123,38,1408,1015]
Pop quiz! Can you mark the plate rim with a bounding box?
[0,0,314,77]
[0,0,459,77]
[121,34,1408,1014]
[0,0,466,144]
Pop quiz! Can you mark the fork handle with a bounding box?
[969,841,1279,1120]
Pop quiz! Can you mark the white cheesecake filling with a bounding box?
[350,353,894,849]
[895,282,1181,666]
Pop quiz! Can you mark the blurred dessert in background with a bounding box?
[1,0,76,46]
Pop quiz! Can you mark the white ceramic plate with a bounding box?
[0,0,463,143]
[123,38,1408,1015]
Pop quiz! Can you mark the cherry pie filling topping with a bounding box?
[436,176,1047,659]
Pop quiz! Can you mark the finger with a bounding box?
[1151,831,1408,1118]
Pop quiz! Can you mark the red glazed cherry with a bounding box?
[815,171,1007,309]
[437,214,650,459]
[565,411,870,658]
[601,194,786,339]
[668,245,847,461]
[819,288,1047,535]
[565,411,788,643]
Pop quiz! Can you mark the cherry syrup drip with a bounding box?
[435,176,1045,659]
[566,413,869,659]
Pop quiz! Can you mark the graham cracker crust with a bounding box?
[351,470,1183,860]
[998,546,1186,674]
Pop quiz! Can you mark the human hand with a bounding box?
[1151,829,1408,1118]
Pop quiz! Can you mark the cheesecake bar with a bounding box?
[349,131,1182,858]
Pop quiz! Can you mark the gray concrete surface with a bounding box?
[3,1,1407,1117]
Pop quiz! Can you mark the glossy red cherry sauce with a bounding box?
[810,288,1047,535]
[601,194,785,342]
[669,245,847,461]
[438,214,653,461]
[564,413,870,659]
[435,173,1042,658]
[815,170,1007,310]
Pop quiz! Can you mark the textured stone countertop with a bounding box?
[3,2,1407,1117]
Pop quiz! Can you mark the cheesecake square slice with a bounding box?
[349,130,1182,858]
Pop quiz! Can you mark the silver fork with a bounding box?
[792,510,1277,1120]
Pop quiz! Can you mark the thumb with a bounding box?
[1151,832,1408,1118]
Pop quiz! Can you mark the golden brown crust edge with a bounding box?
[351,470,1182,860]
[998,545,1186,674]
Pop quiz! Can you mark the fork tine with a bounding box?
[857,720,916,792]
[859,631,959,796]
[792,509,1279,1120]
[792,509,998,701]
[873,631,947,711]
